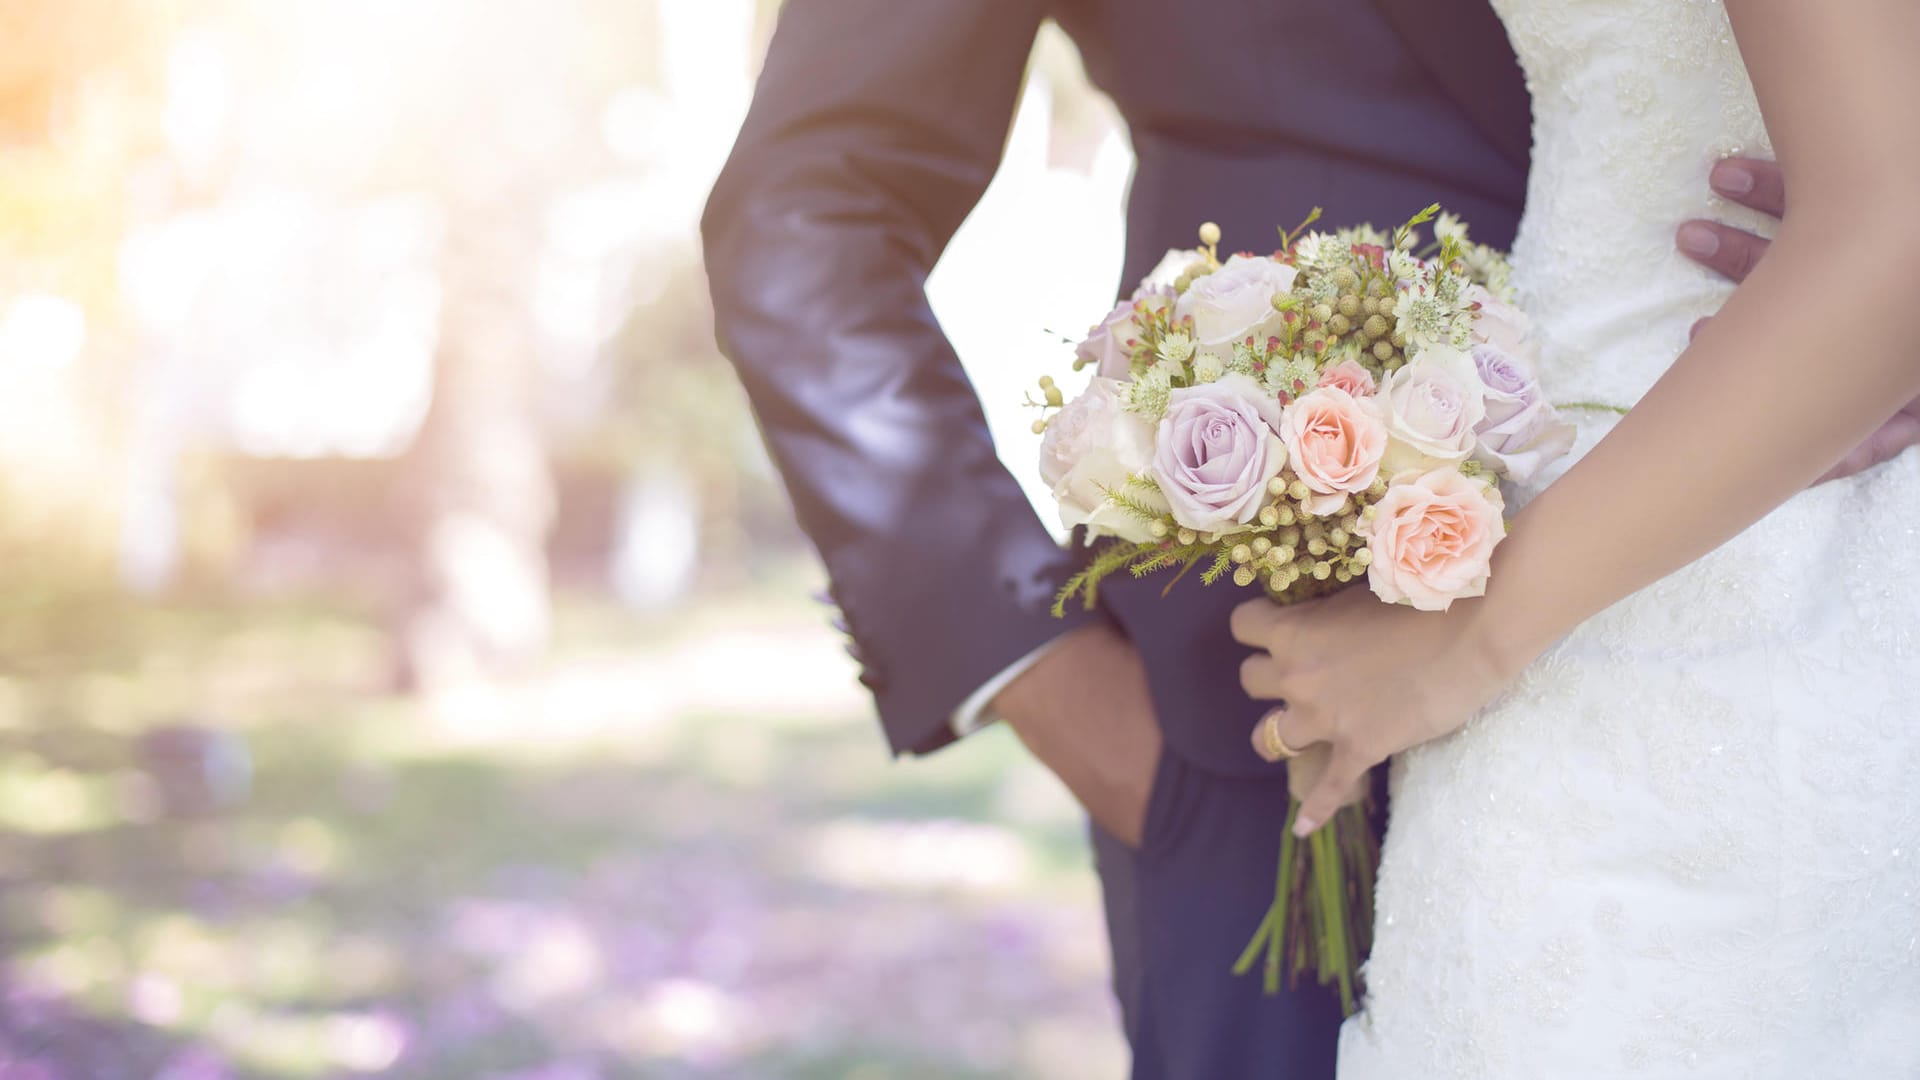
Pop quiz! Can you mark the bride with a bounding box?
[1231,0,1920,1075]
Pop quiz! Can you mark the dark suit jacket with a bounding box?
[703,0,1531,777]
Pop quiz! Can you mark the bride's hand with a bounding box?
[1272,742,1370,813]
[1232,587,1522,836]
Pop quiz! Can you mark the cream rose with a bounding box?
[1039,378,1165,543]
[1174,255,1298,354]
[1360,468,1507,611]
[1278,387,1388,516]
[1378,345,1487,473]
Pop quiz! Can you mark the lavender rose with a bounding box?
[1040,378,1166,543]
[1379,345,1488,473]
[1076,290,1173,380]
[1174,255,1298,354]
[1150,373,1288,534]
[1471,344,1576,483]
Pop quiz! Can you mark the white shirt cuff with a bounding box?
[949,637,1067,738]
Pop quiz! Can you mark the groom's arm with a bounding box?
[701,1,1106,757]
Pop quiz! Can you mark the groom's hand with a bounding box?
[1679,157,1920,482]
[991,623,1162,848]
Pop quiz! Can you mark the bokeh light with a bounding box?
[0,1,1129,1075]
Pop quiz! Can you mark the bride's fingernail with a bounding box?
[1292,814,1318,838]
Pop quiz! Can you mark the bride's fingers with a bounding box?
[1247,706,1333,764]
[1238,652,1291,700]
[1250,709,1290,762]
[1292,750,1371,837]
[1229,597,1283,647]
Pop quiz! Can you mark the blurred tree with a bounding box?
[0,0,188,596]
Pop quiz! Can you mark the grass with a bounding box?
[0,574,1124,1077]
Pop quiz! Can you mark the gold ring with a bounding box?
[1262,710,1300,761]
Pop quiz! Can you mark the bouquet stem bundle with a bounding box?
[1232,800,1378,1016]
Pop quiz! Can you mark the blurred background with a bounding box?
[0,1,1135,1076]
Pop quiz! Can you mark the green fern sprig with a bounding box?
[1096,482,1170,527]
[1051,540,1159,616]
[1200,547,1236,586]
[1128,543,1208,578]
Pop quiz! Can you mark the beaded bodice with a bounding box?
[1496,0,1772,415]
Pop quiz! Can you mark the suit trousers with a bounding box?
[1091,747,1354,1080]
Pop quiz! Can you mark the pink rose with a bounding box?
[1316,359,1378,398]
[1471,344,1576,483]
[1278,387,1388,516]
[1379,345,1487,473]
[1151,373,1287,534]
[1076,291,1173,380]
[1466,284,1530,357]
[1360,468,1506,611]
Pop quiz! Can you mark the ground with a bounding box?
[0,568,1125,1078]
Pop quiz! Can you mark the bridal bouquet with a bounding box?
[1030,206,1575,1013]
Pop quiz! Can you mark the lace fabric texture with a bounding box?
[1337,2,1920,1076]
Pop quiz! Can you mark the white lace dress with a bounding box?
[1336,2,1920,1076]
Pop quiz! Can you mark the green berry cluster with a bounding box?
[1282,262,1411,382]
[1222,473,1389,604]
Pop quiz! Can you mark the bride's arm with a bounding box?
[1234,0,1920,833]
[1488,0,1920,661]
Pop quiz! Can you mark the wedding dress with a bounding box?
[1337,1,1920,1076]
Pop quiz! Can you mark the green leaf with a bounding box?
[1278,206,1325,251]
[1200,548,1235,586]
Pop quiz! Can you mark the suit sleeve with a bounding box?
[701,0,1100,756]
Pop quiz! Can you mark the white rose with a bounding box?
[1039,378,1165,543]
[1174,254,1298,353]
[1138,248,1206,295]
[1379,345,1488,473]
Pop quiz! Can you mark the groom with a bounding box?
[701,1,1918,1075]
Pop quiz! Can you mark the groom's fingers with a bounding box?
[1710,157,1786,217]
[1818,409,1920,484]
[1677,220,1771,283]
[1680,158,1784,285]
